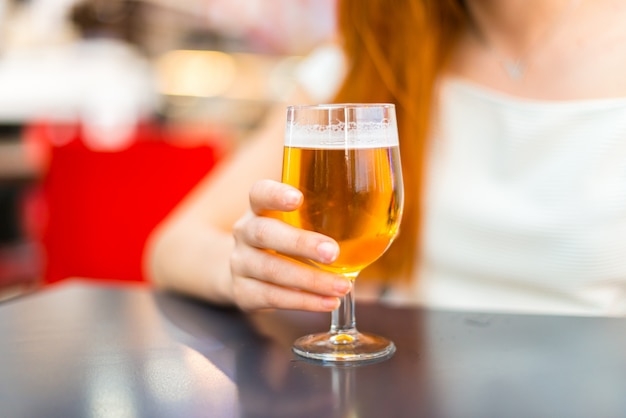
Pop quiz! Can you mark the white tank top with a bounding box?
[393,79,626,316]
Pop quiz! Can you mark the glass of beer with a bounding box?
[282,103,404,363]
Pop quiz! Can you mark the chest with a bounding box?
[422,83,626,287]
[429,83,626,216]
[447,15,626,100]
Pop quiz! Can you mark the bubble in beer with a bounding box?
[286,120,399,149]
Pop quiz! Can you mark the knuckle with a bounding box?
[293,231,311,252]
[232,212,253,241]
[294,292,319,312]
[248,180,265,198]
[299,267,320,291]
[229,251,243,276]
[251,218,272,246]
[258,254,283,282]
[311,272,325,293]
[231,277,259,312]
[249,180,275,208]
[308,270,335,297]
[232,218,245,239]
[260,287,279,308]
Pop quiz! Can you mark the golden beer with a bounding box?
[281,145,404,276]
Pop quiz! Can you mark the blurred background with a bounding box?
[0,0,337,300]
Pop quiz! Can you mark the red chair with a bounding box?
[26,120,225,285]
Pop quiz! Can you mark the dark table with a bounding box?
[2,279,626,418]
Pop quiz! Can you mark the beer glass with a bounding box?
[282,103,404,363]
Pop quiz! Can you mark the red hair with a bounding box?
[333,0,467,281]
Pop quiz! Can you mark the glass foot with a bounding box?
[293,330,395,364]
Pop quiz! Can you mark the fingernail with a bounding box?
[317,242,338,263]
[334,278,352,294]
[322,297,340,310]
[283,190,302,206]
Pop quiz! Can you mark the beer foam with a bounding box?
[285,121,399,149]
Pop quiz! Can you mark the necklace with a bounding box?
[472,0,579,80]
[501,59,526,80]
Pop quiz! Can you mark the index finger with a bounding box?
[249,179,302,215]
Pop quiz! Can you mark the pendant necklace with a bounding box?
[473,0,580,81]
[502,59,525,80]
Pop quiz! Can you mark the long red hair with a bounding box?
[333,0,467,282]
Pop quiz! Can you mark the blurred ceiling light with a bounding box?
[155,50,236,97]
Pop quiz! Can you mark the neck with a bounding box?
[464,0,576,55]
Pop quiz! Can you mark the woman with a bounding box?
[145,0,626,316]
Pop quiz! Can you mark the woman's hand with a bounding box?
[230,179,352,312]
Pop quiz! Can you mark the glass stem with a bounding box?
[330,273,358,335]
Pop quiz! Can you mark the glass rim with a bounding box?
[286,103,395,111]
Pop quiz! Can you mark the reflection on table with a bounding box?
[1,279,626,418]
